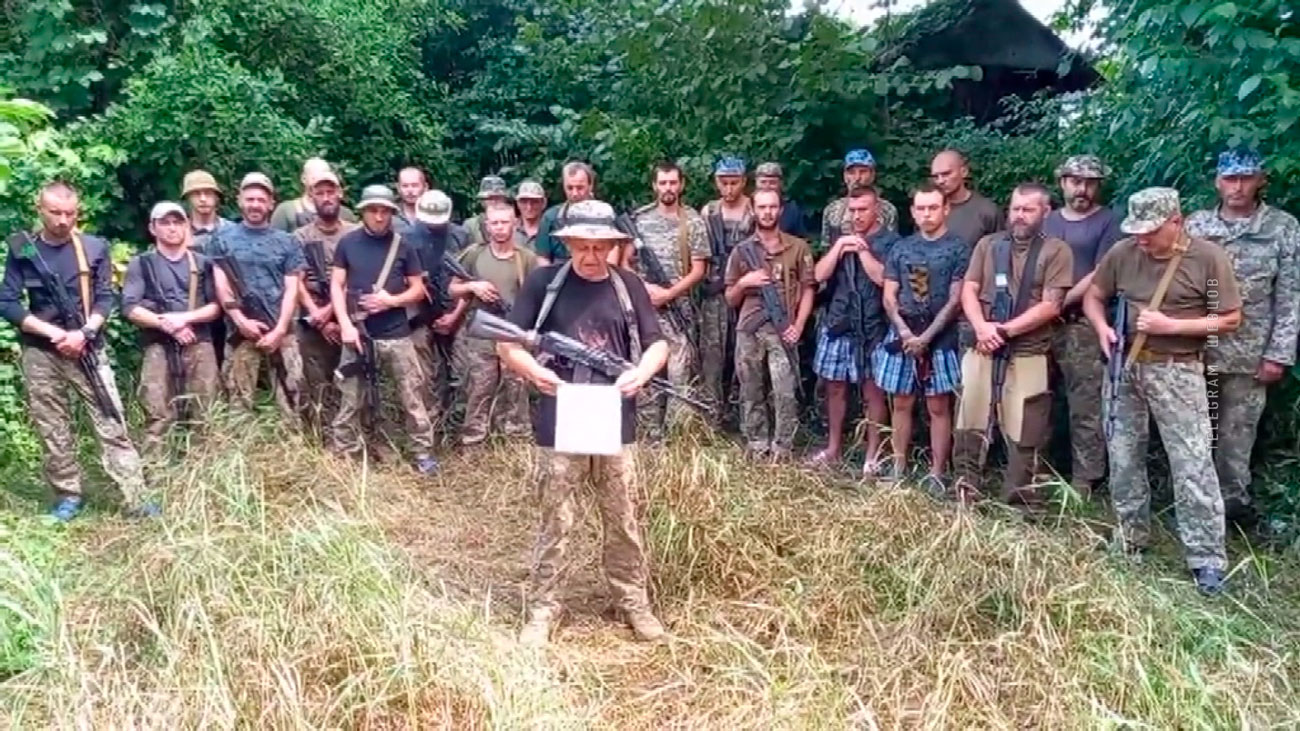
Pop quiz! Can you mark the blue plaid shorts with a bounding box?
[812,325,867,382]
[871,329,961,396]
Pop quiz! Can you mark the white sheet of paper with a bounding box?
[554,383,623,456]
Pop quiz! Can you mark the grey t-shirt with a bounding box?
[1043,207,1125,283]
[122,250,219,342]
[947,192,1003,248]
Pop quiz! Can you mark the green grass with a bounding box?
[1,420,1298,727]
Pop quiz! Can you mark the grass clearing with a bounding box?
[1,420,1298,727]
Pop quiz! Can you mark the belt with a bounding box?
[1132,350,1202,364]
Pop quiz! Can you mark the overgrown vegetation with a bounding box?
[2,424,1298,725]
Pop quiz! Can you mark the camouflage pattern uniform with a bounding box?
[631,202,709,435]
[138,342,220,456]
[1186,151,1300,513]
[0,232,147,506]
[699,194,755,426]
[330,337,437,457]
[725,234,815,455]
[822,196,899,242]
[528,448,650,618]
[294,219,359,432]
[1098,188,1240,571]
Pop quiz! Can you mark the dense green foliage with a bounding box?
[1,0,1299,528]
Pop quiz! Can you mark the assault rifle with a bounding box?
[301,240,331,306]
[18,233,123,423]
[614,212,695,346]
[137,255,188,419]
[704,212,729,297]
[442,253,510,317]
[736,240,802,395]
[335,289,381,427]
[980,276,1014,468]
[1105,293,1129,441]
[214,255,292,397]
[465,310,712,414]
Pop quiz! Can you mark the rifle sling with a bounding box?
[1124,239,1187,369]
[374,231,403,292]
[991,233,1046,324]
[71,232,92,322]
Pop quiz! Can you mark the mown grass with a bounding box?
[1,419,1298,728]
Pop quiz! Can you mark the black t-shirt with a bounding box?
[508,265,664,447]
[122,250,219,342]
[332,227,422,340]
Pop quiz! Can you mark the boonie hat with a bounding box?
[1217,147,1264,177]
[1120,187,1181,235]
[149,201,188,221]
[1054,154,1111,180]
[755,162,783,178]
[357,184,399,212]
[714,156,746,176]
[239,172,275,195]
[516,180,546,200]
[843,149,876,169]
[477,175,510,200]
[552,199,630,242]
[181,170,221,198]
[415,190,453,225]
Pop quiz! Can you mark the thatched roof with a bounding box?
[881,0,1098,90]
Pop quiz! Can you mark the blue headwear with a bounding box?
[714,156,746,176]
[1217,147,1264,176]
[843,149,876,169]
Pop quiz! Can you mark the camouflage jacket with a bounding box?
[1187,203,1300,372]
[821,196,898,245]
[632,203,709,283]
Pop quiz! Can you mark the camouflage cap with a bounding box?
[477,175,509,199]
[357,184,399,212]
[552,199,629,242]
[1217,147,1264,176]
[181,170,221,198]
[1054,154,1111,180]
[1120,186,1181,235]
[714,156,746,176]
[516,180,546,200]
[754,162,783,178]
[415,190,453,224]
[843,149,876,169]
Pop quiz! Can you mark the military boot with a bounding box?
[519,608,556,647]
[626,609,666,642]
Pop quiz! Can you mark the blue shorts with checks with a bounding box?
[871,329,961,396]
[812,325,867,383]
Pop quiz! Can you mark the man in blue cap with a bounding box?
[1186,148,1300,528]
[698,155,755,425]
[822,149,898,246]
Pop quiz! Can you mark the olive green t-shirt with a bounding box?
[457,243,539,310]
[965,233,1073,356]
[723,233,815,334]
[1092,236,1243,355]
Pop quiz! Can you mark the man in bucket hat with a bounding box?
[497,198,670,647]
[1044,154,1125,500]
[465,175,524,248]
[181,169,234,254]
[1186,148,1300,528]
[1083,186,1243,596]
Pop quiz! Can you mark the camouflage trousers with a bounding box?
[1108,360,1225,570]
[329,335,435,457]
[460,335,531,445]
[638,314,697,437]
[1207,370,1267,509]
[137,341,221,459]
[409,324,451,433]
[1052,318,1107,485]
[298,325,342,435]
[697,294,733,427]
[223,332,304,426]
[22,347,145,504]
[527,447,650,617]
[735,326,799,453]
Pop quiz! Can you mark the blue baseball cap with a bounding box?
[843,149,876,169]
[1217,147,1264,176]
[714,156,746,176]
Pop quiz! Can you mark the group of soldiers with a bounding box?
[1,142,1295,644]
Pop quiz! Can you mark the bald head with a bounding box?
[930,149,970,198]
[38,182,80,241]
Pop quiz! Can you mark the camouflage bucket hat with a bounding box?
[714,156,746,176]
[1217,147,1264,176]
[755,162,783,178]
[477,175,509,199]
[552,199,629,242]
[1054,154,1111,180]
[516,180,546,200]
[181,170,222,197]
[1121,187,1181,235]
[415,190,453,224]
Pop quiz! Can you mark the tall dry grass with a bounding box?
[0,420,1297,728]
